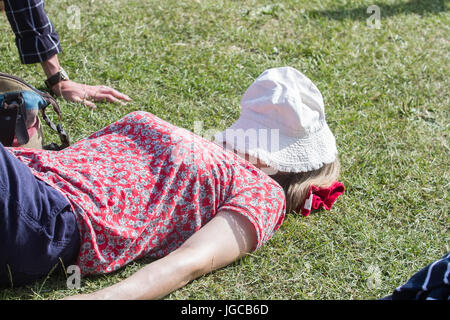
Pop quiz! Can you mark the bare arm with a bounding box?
[41,55,131,109]
[65,210,257,300]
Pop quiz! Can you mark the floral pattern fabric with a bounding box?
[11,112,286,275]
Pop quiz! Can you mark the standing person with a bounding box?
[0,67,344,299]
[2,0,131,108]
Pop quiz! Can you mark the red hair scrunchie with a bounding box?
[298,181,345,216]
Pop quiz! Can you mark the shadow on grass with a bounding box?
[308,0,448,21]
[1,256,156,299]
[0,272,68,300]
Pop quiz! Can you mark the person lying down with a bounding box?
[0,67,344,299]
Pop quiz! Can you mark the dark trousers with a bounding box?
[0,144,80,286]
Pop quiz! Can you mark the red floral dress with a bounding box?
[11,112,286,275]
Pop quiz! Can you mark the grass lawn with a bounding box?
[0,0,448,300]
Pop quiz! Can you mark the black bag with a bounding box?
[0,72,70,150]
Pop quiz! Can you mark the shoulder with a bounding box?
[235,161,285,196]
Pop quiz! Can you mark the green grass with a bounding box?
[0,0,449,300]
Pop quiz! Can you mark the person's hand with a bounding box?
[52,80,132,109]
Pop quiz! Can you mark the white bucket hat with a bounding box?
[214,66,338,173]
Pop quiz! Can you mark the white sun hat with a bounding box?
[214,66,338,173]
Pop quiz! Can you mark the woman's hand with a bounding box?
[52,80,132,109]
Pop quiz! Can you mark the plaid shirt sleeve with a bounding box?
[4,0,62,64]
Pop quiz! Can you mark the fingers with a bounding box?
[82,99,98,109]
[101,86,132,102]
[92,92,123,105]
[72,95,97,109]
[91,88,125,105]
[91,86,132,103]
[58,81,131,108]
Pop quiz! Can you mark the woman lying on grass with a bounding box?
[0,67,343,299]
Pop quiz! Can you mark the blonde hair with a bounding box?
[269,158,340,213]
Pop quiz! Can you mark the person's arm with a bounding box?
[4,0,62,65]
[4,0,131,108]
[65,210,257,300]
[41,54,131,109]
